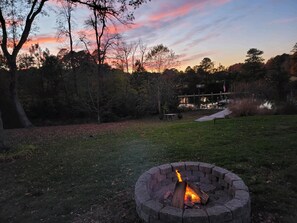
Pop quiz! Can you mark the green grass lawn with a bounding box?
[1,113,297,223]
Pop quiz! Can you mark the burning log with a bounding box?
[187,182,209,205]
[171,181,187,208]
[171,169,209,208]
[172,170,186,208]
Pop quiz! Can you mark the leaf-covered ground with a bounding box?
[1,112,297,223]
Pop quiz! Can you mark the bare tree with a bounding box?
[146,44,179,73]
[112,38,133,73]
[56,0,79,94]
[83,0,144,122]
[80,25,119,122]
[113,39,145,72]
[112,38,125,71]
[138,40,147,70]
[145,44,179,113]
[130,40,139,72]
[122,41,132,73]
[0,0,48,127]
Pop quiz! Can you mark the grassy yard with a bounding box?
[1,112,297,223]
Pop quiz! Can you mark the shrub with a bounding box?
[228,98,274,117]
[228,98,260,117]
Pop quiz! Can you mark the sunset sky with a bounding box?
[32,0,297,70]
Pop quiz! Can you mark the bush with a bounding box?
[228,98,274,117]
[228,98,259,117]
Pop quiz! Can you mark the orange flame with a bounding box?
[175,169,183,182]
[175,169,201,204]
[185,185,201,203]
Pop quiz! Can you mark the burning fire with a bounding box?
[185,185,201,203]
[175,170,182,182]
[175,169,201,204]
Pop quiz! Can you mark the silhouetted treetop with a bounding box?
[199,57,214,73]
[245,48,264,64]
[146,44,179,73]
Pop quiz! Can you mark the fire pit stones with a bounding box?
[135,162,251,223]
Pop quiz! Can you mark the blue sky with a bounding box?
[33,0,297,70]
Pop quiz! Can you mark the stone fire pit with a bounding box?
[135,162,251,223]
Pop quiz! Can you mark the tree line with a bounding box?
[1,44,296,127]
[0,1,297,151]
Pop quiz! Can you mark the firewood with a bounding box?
[171,181,187,209]
[187,182,209,205]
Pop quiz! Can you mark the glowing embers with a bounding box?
[171,170,209,209]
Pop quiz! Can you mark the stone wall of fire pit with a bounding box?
[135,162,251,223]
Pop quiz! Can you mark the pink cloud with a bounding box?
[149,0,231,22]
[213,0,232,6]
[123,0,232,42]
[149,2,199,22]
[77,19,144,38]
[107,22,144,34]
[73,0,232,44]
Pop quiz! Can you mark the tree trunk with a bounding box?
[9,61,33,128]
[68,13,78,95]
[157,84,161,114]
[0,109,6,151]
[96,63,102,124]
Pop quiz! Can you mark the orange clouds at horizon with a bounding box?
[23,35,65,49]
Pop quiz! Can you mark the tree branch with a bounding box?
[13,0,48,58]
[70,0,109,11]
[0,8,10,59]
[27,0,38,20]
